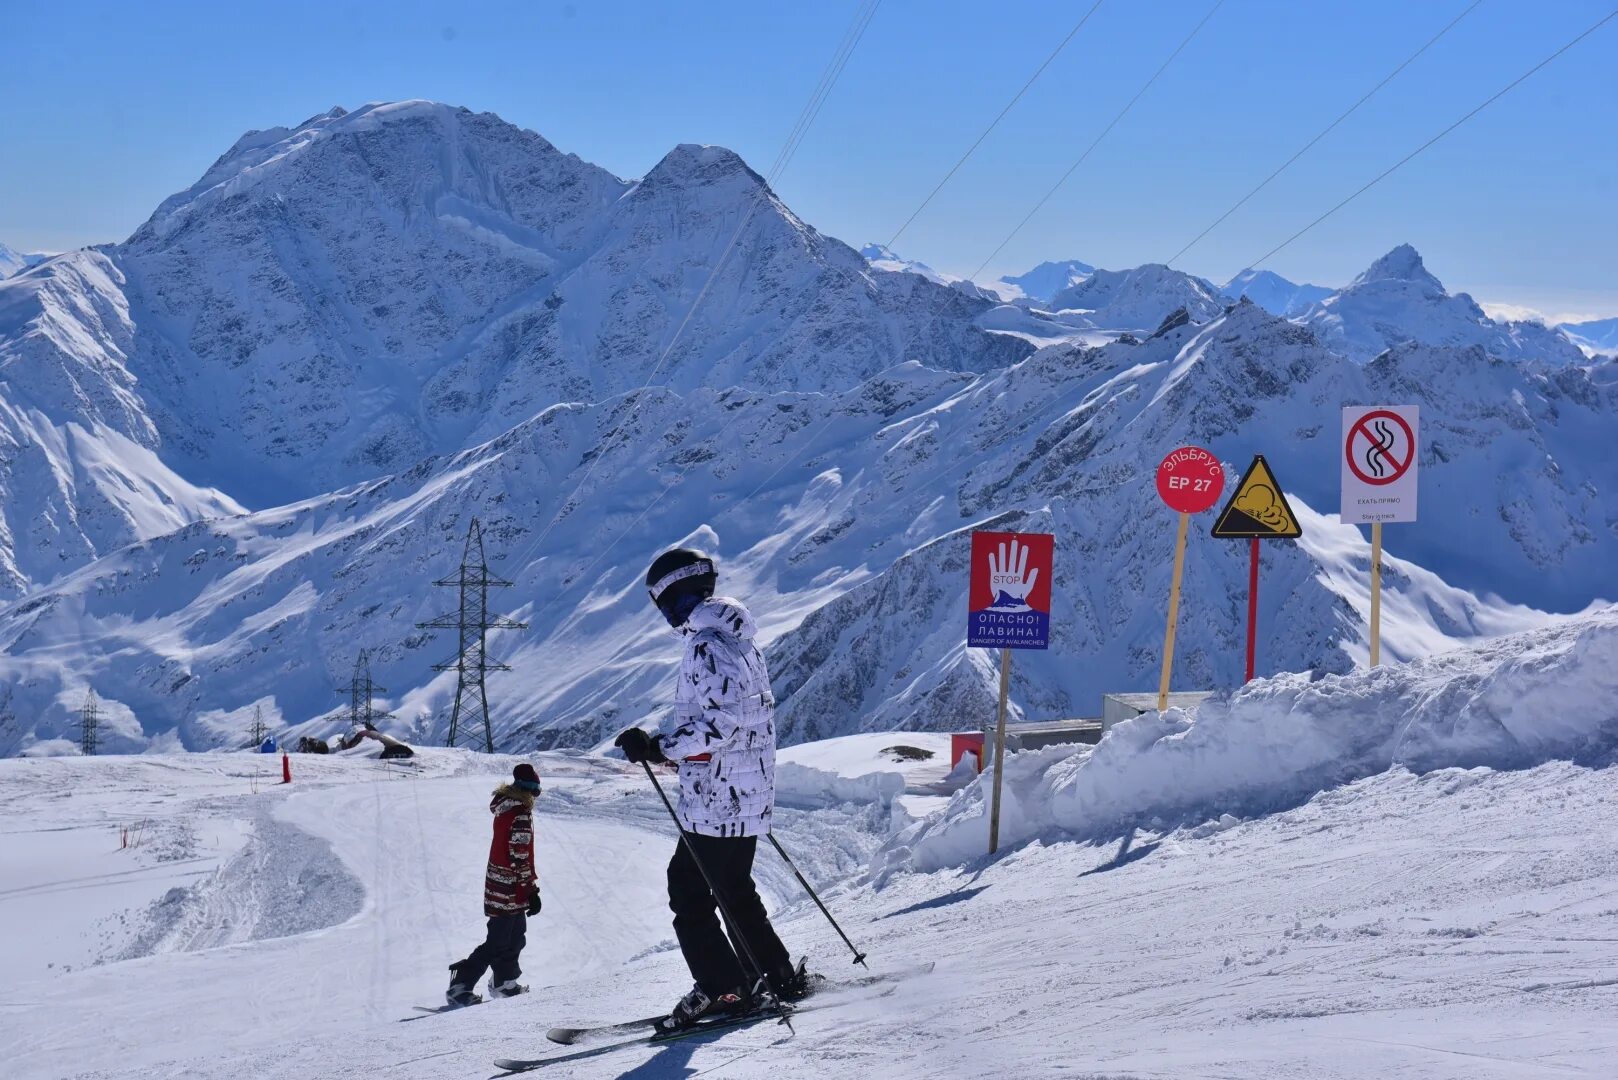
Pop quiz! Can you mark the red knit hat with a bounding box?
[513,763,541,793]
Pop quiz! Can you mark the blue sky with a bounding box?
[4,0,1615,318]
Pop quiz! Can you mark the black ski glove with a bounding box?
[614,727,666,765]
[526,888,542,917]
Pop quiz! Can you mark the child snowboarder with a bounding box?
[615,547,810,1032]
[446,762,543,1005]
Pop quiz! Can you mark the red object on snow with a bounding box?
[281,752,292,784]
[951,733,985,772]
[1155,446,1225,514]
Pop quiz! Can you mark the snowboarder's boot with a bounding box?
[654,983,752,1034]
[445,984,481,1007]
[768,957,820,1003]
[488,978,529,998]
[446,962,481,1007]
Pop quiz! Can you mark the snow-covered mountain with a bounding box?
[996,258,1095,302]
[1045,263,1224,330]
[3,105,1614,758]
[5,296,1612,755]
[1220,267,1332,317]
[0,250,249,596]
[1559,315,1618,356]
[0,242,48,279]
[858,243,1002,301]
[1298,245,1587,365]
[0,102,1024,599]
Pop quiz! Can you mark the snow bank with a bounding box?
[774,732,951,817]
[879,605,1618,875]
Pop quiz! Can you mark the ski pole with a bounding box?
[766,833,868,968]
[639,762,779,1002]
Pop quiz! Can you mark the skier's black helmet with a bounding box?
[646,547,717,627]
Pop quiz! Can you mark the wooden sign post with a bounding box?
[1154,447,1225,710]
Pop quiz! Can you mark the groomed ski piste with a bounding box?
[4,606,1616,1079]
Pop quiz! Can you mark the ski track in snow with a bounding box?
[1,735,1614,1078]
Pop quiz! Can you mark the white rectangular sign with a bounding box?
[1340,404,1419,524]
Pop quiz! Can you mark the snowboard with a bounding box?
[399,996,481,1021]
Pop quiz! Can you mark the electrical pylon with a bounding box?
[248,703,268,748]
[80,688,99,756]
[417,519,527,752]
[337,650,396,729]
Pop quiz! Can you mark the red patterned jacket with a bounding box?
[484,784,537,917]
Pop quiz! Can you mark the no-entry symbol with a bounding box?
[1346,410,1415,487]
[1341,405,1419,524]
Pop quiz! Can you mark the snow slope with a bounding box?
[1220,266,1333,316]
[5,618,1617,1079]
[7,298,1612,754]
[1560,315,1618,356]
[0,241,48,279]
[1299,245,1588,365]
[0,250,248,596]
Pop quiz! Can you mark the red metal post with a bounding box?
[1245,537,1260,682]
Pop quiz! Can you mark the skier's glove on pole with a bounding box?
[526,888,542,917]
[614,727,666,765]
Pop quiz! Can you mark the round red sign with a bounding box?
[1156,446,1225,514]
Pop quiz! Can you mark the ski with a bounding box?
[543,1012,667,1045]
[497,1005,792,1073]
[399,997,481,1022]
[544,960,932,1046]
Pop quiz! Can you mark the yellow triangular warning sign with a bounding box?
[1211,455,1303,539]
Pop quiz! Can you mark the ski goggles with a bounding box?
[647,559,715,602]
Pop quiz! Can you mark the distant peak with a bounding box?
[1352,244,1443,290]
[862,243,899,261]
[644,143,763,188]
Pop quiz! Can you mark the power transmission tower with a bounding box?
[80,688,99,756]
[248,703,268,748]
[337,650,396,729]
[417,519,527,752]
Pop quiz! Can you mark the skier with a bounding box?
[615,547,810,1032]
[446,762,543,1006]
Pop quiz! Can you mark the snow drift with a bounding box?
[880,604,1618,874]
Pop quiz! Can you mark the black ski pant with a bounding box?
[667,833,792,997]
[452,912,526,986]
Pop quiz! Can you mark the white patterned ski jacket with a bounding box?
[656,597,777,838]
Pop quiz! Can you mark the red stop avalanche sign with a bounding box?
[1156,446,1225,514]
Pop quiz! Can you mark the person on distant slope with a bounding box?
[446,763,543,1006]
[615,548,810,1032]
